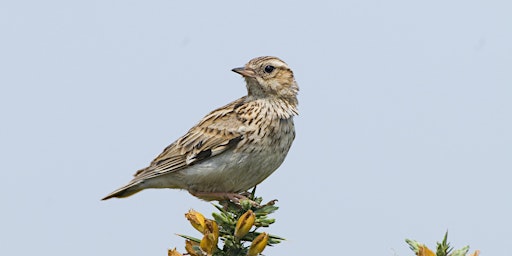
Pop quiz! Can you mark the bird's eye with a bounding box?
[264,65,275,73]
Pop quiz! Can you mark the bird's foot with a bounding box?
[191,191,260,207]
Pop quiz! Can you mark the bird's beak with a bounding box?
[232,67,256,78]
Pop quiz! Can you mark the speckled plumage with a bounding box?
[102,56,299,201]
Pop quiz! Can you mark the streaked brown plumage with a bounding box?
[102,56,298,202]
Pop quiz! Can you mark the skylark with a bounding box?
[102,56,299,202]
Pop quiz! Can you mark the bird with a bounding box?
[102,56,299,202]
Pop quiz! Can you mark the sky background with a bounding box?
[1,0,511,255]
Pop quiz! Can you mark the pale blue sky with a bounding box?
[1,1,511,255]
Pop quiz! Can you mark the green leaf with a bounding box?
[405,238,422,254]
[176,234,201,243]
[436,231,452,256]
[450,246,470,256]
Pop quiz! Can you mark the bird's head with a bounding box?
[232,56,299,106]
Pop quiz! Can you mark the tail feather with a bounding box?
[101,182,142,200]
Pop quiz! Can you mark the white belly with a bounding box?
[177,148,287,193]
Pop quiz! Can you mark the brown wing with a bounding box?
[132,97,247,181]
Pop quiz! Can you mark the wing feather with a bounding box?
[132,97,248,181]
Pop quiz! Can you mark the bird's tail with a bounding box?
[101,182,143,200]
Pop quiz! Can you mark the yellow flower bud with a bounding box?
[247,232,269,256]
[234,210,255,239]
[185,209,206,233]
[167,247,183,256]
[418,245,435,256]
[200,232,216,255]
[200,219,219,254]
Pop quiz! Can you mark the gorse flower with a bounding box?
[247,232,269,256]
[171,193,284,256]
[200,220,219,255]
[234,210,255,239]
[185,209,206,233]
[185,240,202,256]
[406,232,480,256]
[167,248,182,256]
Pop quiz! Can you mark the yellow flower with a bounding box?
[247,232,269,256]
[185,240,201,256]
[469,250,481,256]
[200,232,216,255]
[234,210,255,239]
[167,247,183,256]
[185,209,206,233]
[205,219,219,240]
[417,245,435,256]
[200,219,219,254]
